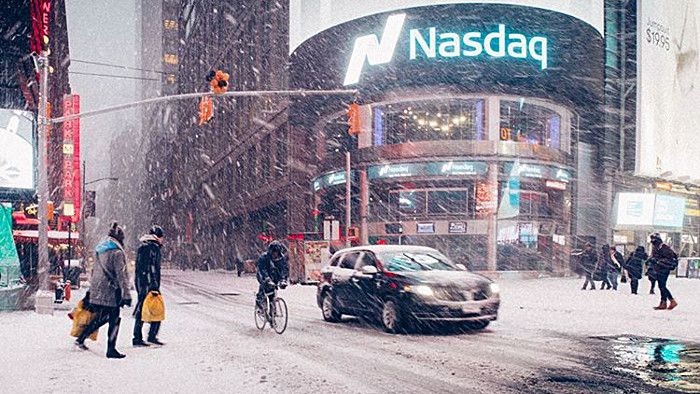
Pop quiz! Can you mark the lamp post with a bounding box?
[34,39,52,314]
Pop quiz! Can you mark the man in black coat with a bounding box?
[624,246,648,295]
[256,241,289,309]
[133,225,164,346]
[578,243,598,290]
[650,233,679,310]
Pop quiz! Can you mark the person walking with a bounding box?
[75,223,132,359]
[235,256,244,277]
[597,246,612,290]
[649,233,679,310]
[606,244,624,291]
[133,225,164,346]
[578,243,598,290]
[624,246,647,295]
[645,257,657,294]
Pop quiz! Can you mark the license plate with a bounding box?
[462,304,480,314]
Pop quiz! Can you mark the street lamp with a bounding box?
[84,177,118,186]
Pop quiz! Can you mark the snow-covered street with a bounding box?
[1,272,698,393]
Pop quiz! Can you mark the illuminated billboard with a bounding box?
[614,193,686,228]
[290,0,603,54]
[0,109,35,193]
[636,0,700,183]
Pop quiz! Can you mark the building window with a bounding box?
[373,98,485,145]
[261,134,271,180]
[427,190,468,215]
[247,146,257,180]
[389,188,470,218]
[605,2,620,70]
[275,127,287,177]
[499,100,563,150]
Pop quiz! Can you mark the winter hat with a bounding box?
[108,222,125,246]
[149,225,164,238]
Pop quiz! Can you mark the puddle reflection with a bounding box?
[596,336,700,392]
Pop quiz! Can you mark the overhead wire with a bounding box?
[70,59,167,75]
[68,71,159,81]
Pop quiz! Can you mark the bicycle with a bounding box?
[254,284,288,334]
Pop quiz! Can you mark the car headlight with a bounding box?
[489,283,500,295]
[404,284,434,297]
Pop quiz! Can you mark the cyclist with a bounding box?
[256,241,289,310]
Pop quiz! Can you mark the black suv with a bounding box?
[317,245,500,333]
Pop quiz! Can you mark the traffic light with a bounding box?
[84,191,96,217]
[206,70,230,94]
[47,201,54,222]
[198,96,213,125]
[347,103,360,135]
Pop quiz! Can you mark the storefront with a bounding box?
[290,1,604,271]
[611,182,700,257]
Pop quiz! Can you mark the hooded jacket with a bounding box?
[135,234,162,294]
[651,243,678,274]
[624,247,648,280]
[90,237,131,307]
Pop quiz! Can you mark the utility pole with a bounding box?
[35,37,53,314]
[345,151,352,248]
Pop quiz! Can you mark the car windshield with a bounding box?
[377,251,457,272]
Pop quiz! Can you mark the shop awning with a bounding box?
[12,230,80,245]
[11,212,40,226]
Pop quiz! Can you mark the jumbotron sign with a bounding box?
[344,13,549,85]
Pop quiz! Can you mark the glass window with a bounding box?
[427,190,468,215]
[396,190,425,215]
[357,253,376,270]
[377,251,457,272]
[500,100,562,149]
[339,252,359,270]
[373,98,485,145]
[261,135,271,180]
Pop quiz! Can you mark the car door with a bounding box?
[333,252,362,313]
[350,251,382,315]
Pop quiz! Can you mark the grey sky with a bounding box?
[65,0,140,185]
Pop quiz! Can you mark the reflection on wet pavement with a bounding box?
[593,336,700,393]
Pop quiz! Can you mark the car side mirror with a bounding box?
[455,264,467,271]
[361,265,378,275]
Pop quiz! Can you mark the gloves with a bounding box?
[265,278,275,286]
[120,298,132,308]
[279,280,288,289]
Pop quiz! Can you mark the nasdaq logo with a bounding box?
[344,14,549,86]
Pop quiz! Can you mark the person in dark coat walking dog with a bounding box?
[133,225,164,346]
[578,243,598,290]
[649,233,679,310]
[75,223,132,358]
[624,246,647,294]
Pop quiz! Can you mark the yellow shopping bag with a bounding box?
[141,291,165,322]
[70,300,98,341]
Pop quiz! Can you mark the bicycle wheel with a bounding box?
[272,297,288,334]
[254,298,268,330]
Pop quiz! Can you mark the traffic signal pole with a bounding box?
[50,89,357,124]
[34,46,53,314]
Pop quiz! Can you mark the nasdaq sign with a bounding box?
[344,14,549,85]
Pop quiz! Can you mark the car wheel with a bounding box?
[321,292,341,323]
[466,320,490,330]
[382,300,402,333]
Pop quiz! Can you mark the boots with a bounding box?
[106,317,126,359]
[668,299,678,310]
[654,301,668,310]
